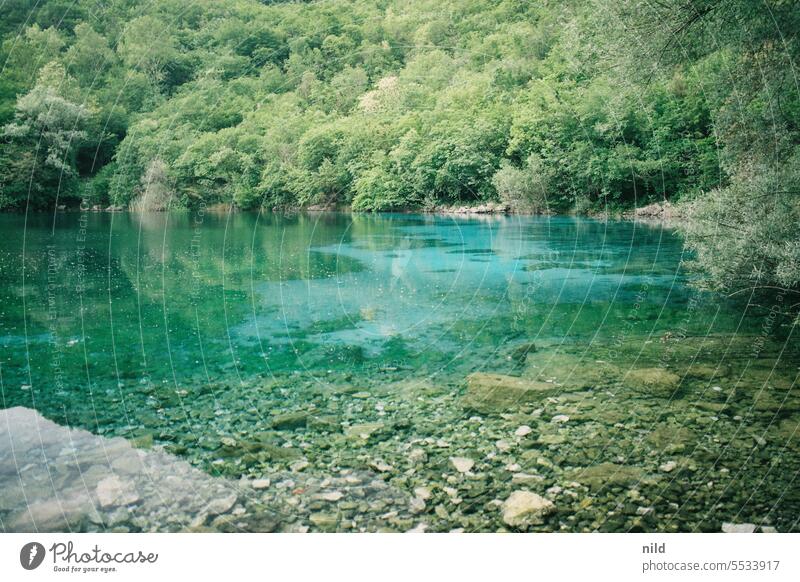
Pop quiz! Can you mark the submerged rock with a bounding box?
[567,463,646,491]
[682,364,729,380]
[524,352,616,389]
[538,433,566,445]
[414,486,432,500]
[659,461,678,473]
[205,493,237,515]
[511,473,544,485]
[645,424,696,452]
[409,497,426,514]
[309,512,338,531]
[509,342,537,364]
[270,412,309,430]
[369,460,393,472]
[0,407,262,532]
[462,373,560,414]
[317,491,344,502]
[260,443,303,462]
[450,457,475,473]
[96,476,140,508]
[290,459,310,472]
[501,491,555,527]
[622,368,681,397]
[344,422,387,441]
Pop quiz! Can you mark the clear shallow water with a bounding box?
[0,212,798,532]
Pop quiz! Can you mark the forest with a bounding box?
[0,0,798,296]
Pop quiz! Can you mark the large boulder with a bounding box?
[462,373,560,414]
[501,491,555,527]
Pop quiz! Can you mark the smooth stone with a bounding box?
[450,457,475,473]
[317,491,344,502]
[205,493,237,515]
[409,497,426,514]
[501,491,555,527]
[511,473,544,485]
[515,425,533,437]
[309,513,338,530]
[659,460,678,473]
[290,460,310,472]
[721,522,756,533]
[344,422,386,440]
[270,412,308,430]
[370,460,393,472]
[414,487,432,500]
[252,479,271,489]
[408,448,427,463]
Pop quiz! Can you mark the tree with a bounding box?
[117,16,179,87]
[65,23,115,86]
[1,62,89,209]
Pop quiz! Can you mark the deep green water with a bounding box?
[1,212,798,532]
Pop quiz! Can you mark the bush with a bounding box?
[491,154,552,213]
[681,155,800,295]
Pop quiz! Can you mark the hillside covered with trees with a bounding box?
[1,0,798,296]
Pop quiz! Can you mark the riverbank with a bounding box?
[33,200,686,223]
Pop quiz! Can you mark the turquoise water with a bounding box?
[1,212,798,532]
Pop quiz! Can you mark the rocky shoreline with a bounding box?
[41,200,684,221]
[623,201,685,221]
[3,334,796,533]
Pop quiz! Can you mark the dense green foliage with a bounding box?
[0,0,798,298]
